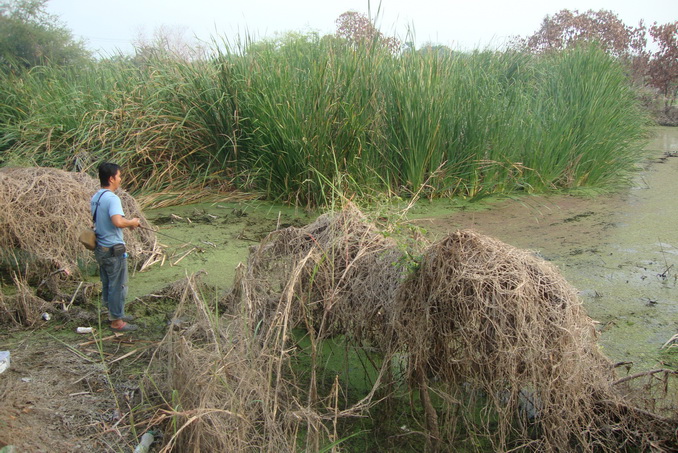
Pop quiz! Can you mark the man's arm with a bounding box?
[111,214,140,229]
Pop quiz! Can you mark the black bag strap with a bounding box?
[92,189,110,226]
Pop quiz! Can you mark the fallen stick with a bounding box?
[72,371,97,385]
[173,247,196,266]
[64,343,97,363]
[78,334,117,347]
[64,281,84,311]
[613,368,677,386]
[84,348,113,356]
[108,348,139,364]
[69,391,90,397]
[139,255,163,272]
[661,333,678,349]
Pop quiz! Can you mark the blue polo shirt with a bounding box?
[91,189,125,247]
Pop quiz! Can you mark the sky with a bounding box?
[46,0,677,56]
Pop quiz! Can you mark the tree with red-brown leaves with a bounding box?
[524,9,646,58]
[335,11,400,53]
[520,9,648,84]
[647,21,678,113]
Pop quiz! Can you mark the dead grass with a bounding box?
[0,273,49,327]
[395,229,676,451]
[143,204,677,452]
[0,167,161,281]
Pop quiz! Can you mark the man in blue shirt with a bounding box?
[91,163,141,332]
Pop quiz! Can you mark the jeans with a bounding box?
[95,246,128,320]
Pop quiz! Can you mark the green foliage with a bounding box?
[523,46,650,188]
[0,0,90,72]
[221,32,391,204]
[0,33,649,206]
[0,58,229,193]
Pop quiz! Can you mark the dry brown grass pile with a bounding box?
[230,204,409,347]
[151,207,411,451]
[0,167,160,280]
[395,230,676,451]
[0,274,49,327]
[153,205,676,452]
[146,273,299,452]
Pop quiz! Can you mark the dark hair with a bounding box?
[98,162,121,187]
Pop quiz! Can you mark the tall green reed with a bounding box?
[226,33,390,205]
[0,59,229,193]
[0,38,649,206]
[525,47,650,189]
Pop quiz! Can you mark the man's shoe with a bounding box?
[110,322,138,332]
[100,308,134,322]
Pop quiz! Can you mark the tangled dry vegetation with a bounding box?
[150,205,677,452]
[0,167,160,326]
[0,167,160,278]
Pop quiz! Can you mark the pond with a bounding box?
[138,127,677,372]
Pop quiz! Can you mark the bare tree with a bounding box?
[518,9,650,85]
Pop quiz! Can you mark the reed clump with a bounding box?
[0,39,649,207]
[151,205,676,451]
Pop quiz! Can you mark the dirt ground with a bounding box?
[0,327,147,452]
[0,204,311,452]
[0,128,676,452]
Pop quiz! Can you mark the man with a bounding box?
[91,162,141,332]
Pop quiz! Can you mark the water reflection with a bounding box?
[649,126,678,152]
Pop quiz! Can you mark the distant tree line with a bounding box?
[338,9,676,114]
[1,2,676,118]
[0,0,89,71]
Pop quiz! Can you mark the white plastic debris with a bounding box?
[76,327,93,334]
[0,351,9,374]
[133,432,154,453]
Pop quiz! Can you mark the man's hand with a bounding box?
[128,217,141,230]
[111,214,141,230]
